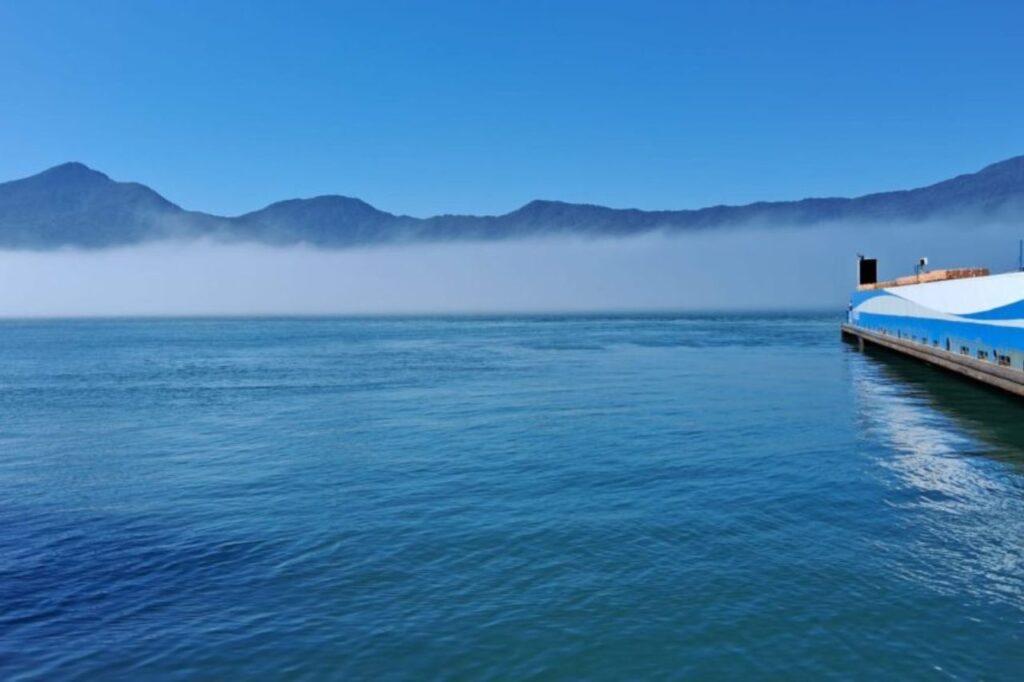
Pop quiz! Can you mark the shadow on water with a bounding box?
[849,340,1024,467]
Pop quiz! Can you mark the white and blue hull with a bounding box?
[850,271,1024,367]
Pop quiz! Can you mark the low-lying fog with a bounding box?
[0,220,1020,317]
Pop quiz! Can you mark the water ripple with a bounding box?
[1,314,1022,680]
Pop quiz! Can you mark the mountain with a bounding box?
[1,156,1023,250]
[0,162,220,248]
[234,196,414,246]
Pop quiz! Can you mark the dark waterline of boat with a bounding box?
[1,313,1022,680]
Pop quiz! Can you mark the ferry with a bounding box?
[843,256,1024,396]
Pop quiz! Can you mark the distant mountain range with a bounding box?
[1,156,1023,249]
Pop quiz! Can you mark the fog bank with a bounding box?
[0,221,1020,317]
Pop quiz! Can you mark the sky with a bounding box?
[1,1,1023,218]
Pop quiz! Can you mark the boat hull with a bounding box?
[849,271,1024,368]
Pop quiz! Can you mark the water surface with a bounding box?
[1,314,1022,680]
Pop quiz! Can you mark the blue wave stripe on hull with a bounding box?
[853,312,1024,357]
[958,298,1024,321]
[851,290,897,307]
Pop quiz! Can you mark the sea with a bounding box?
[1,314,1022,680]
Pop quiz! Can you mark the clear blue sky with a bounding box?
[1,1,1022,217]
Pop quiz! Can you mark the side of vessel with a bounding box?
[849,265,1024,368]
[844,258,1024,395]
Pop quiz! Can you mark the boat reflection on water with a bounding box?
[850,343,1024,464]
[848,344,1024,611]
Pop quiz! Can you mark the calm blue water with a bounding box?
[1,314,1023,680]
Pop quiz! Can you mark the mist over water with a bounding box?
[0,219,1020,316]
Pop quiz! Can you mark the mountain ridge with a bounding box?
[1,156,1023,249]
